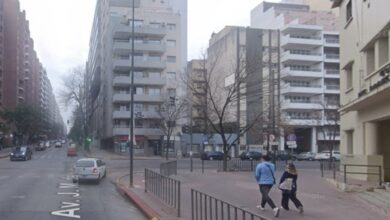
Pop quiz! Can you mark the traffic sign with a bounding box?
[288,144,297,149]
[286,141,296,145]
[287,134,296,141]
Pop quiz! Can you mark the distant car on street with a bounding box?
[67,144,77,157]
[201,151,231,160]
[10,146,32,161]
[315,150,340,161]
[61,139,66,145]
[35,142,46,151]
[73,158,106,184]
[296,152,316,161]
[271,151,296,161]
[240,151,262,160]
[55,141,62,148]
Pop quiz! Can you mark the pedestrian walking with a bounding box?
[255,155,280,217]
[279,163,304,213]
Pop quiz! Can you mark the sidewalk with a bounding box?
[0,147,12,159]
[119,169,390,220]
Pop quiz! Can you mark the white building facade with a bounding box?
[251,0,340,153]
[86,0,187,155]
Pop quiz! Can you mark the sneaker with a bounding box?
[281,206,289,211]
[256,205,265,211]
[273,207,280,217]
[298,206,304,214]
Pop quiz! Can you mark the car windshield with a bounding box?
[15,147,26,152]
[76,160,95,167]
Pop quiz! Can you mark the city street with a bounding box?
[0,146,145,220]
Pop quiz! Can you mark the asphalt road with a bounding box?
[0,146,146,220]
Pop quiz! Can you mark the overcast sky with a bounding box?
[18,0,279,125]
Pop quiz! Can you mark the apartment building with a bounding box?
[0,0,64,138]
[250,0,340,153]
[332,0,390,182]
[86,0,187,156]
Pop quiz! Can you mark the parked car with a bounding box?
[55,141,62,148]
[10,146,32,161]
[315,150,340,160]
[67,144,77,157]
[201,151,231,160]
[45,141,51,148]
[35,142,46,151]
[73,158,106,183]
[240,151,262,160]
[296,152,316,161]
[271,151,296,161]
[61,139,66,145]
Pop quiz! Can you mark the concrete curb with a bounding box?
[0,154,8,159]
[114,176,160,220]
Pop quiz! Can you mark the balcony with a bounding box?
[134,94,164,102]
[281,34,322,47]
[113,110,161,119]
[324,69,340,78]
[281,51,323,64]
[113,24,166,38]
[324,53,340,63]
[281,84,323,94]
[324,38,340,47]
[281,100,323,110]
[281,67,323,79]
[113,40,166,53]
[317,132,340,141]
[113,127,163,136]
[324,85,340,94]
[112,75,166,86]
[113,93,131,102]
[113,58,166,70]
[284,116,319,126]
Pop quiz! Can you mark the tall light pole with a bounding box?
[129,0,135,188]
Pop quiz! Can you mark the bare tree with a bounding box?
[185,46,269,171]
[59,65,96,148]
[157,97,188,160]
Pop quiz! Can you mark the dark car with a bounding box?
[270,151,296,161]
[296,152,316,161]
[10,146,32,161]
[201,151,231,160]
[240,151,262,160]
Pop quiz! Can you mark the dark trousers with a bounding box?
[281,192,303,210]
[259,185,276,209]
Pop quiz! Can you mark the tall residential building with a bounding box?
[86,0,187,156]
[250,0,340,153]
[332,0,390,182]
[0,0,64,138]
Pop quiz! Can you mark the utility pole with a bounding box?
[129,0,135,188]
[189,94,193,172]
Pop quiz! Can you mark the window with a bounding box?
[135,119,143,128]
[130,19,143,27]
[167,23,176,30]
[365,48,375,75]
[167,72,176,79]
[150,22,161,29]
[167,40,176,47]
[149,72,160,78]
[136,87,144,94]
[149,55,161,61]
[345,63,353,90]
[167,56,176,63]
[346,0,352,22]
[149,88,161,95]
[346,130,354,154]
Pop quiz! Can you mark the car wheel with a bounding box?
[96,175,101,184]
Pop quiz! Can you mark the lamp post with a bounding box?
[129,0,135,188]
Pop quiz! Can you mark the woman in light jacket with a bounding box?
[279,163,304,213]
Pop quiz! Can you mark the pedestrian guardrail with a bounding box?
[144,169,181,217]
[218,158,260,172]
[342,164,382,186]
[191,189,271,220]
[320,160,340,179]
[160,160,177,176]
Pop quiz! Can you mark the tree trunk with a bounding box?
[222,135,228,171]
[166,135,170,160]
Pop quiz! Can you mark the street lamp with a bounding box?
[129,0,135,188]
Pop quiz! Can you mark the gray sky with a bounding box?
[18,0,277,125]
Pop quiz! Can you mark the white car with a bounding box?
[73,158,106,183]
[315,150,340,160]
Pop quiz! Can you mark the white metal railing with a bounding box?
[325,69,340,75]
[325,54,340,59]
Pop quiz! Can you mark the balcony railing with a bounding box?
[290,35,322,40]
[290,50,322,56]
[289,84,322,88]
[325,85,340,90]
[325,54,340,59]
[325,39,340,44]
[325,69,340,75]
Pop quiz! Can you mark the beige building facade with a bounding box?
[333,0,390,182]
